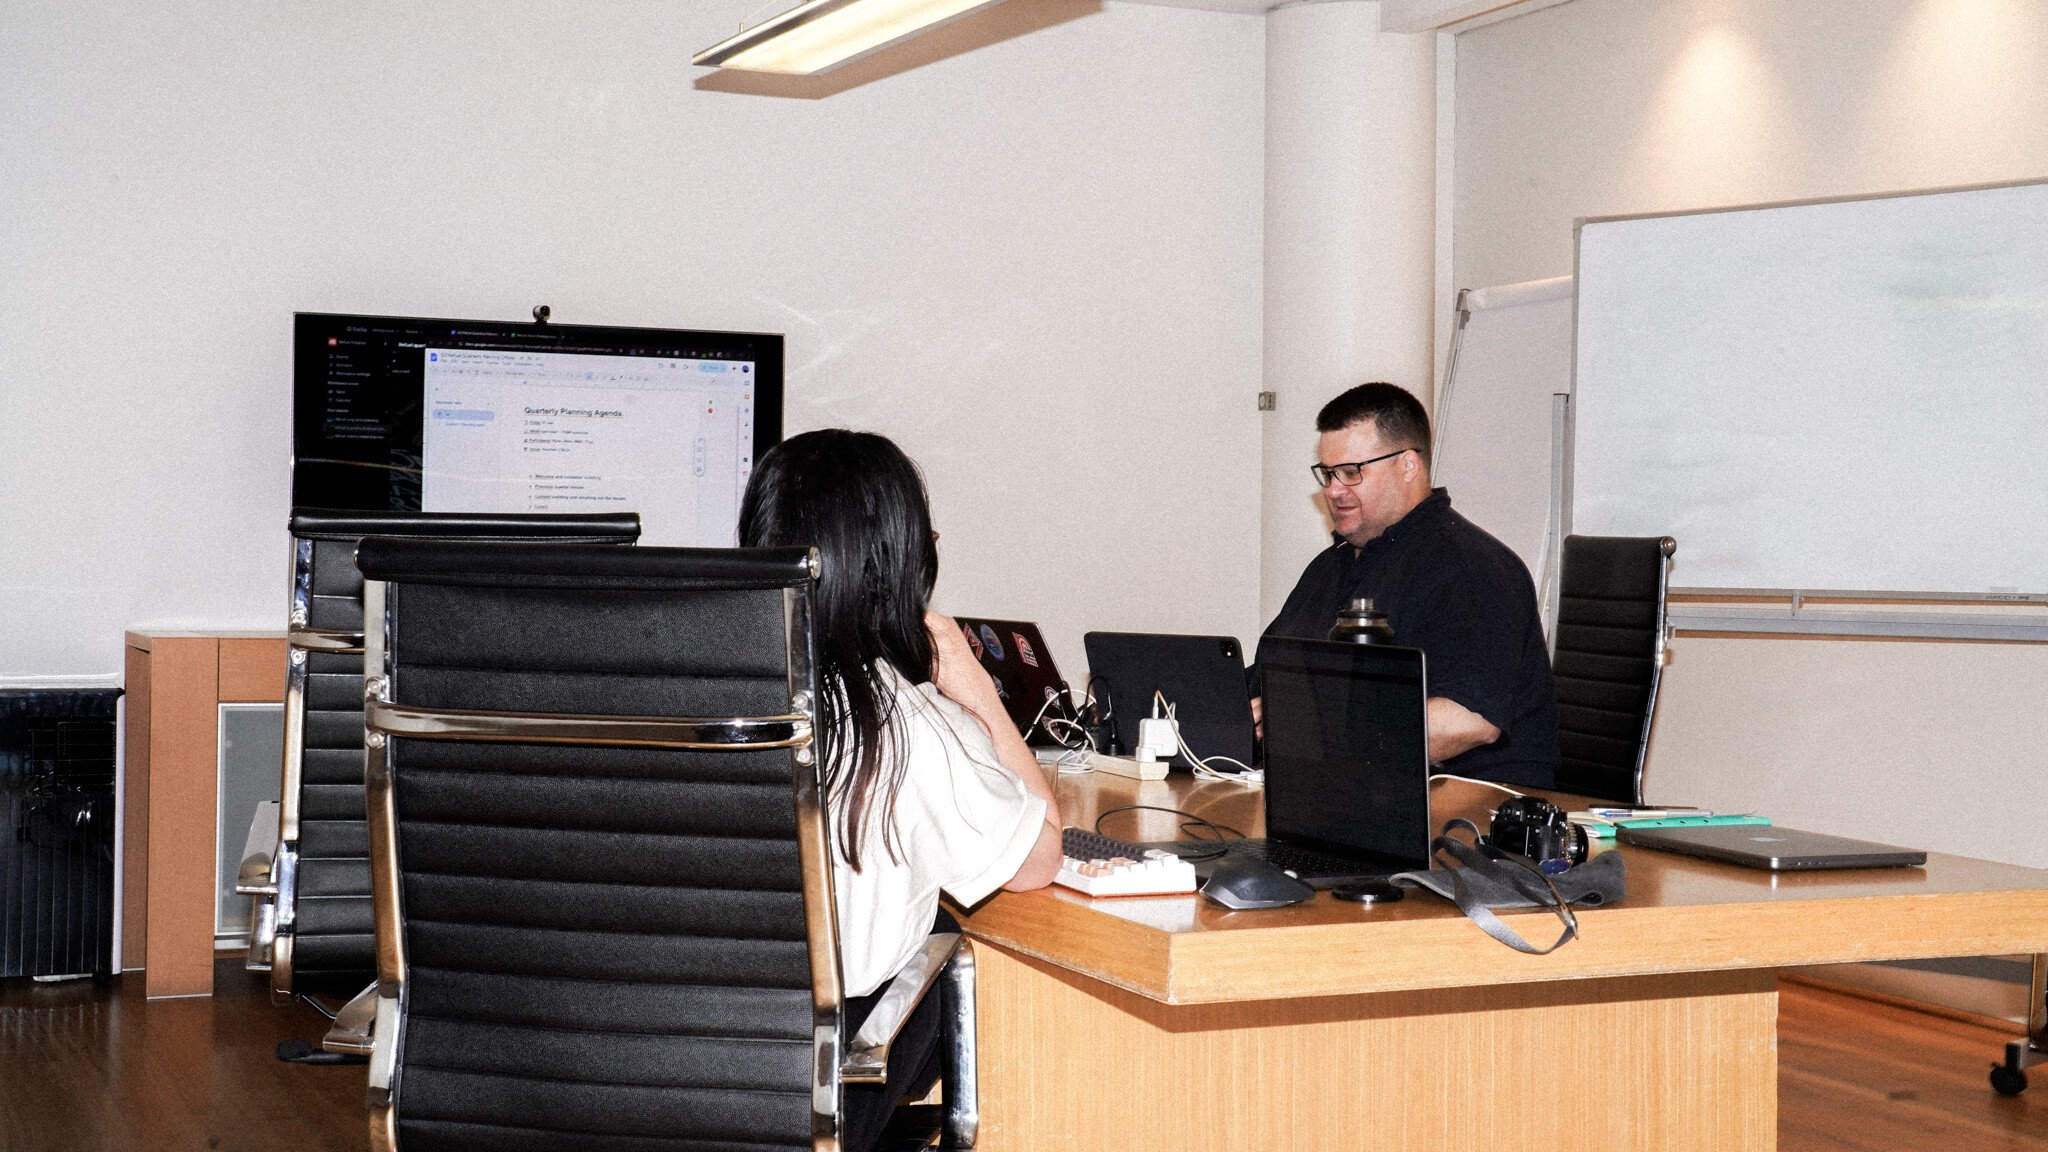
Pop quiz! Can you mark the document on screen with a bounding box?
[420,347,756,547]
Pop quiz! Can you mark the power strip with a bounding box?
[1033,747,1168,781]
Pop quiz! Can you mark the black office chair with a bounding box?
[1550,534,1677,804]
[239,511,642,1024]
[352,537,976,1152]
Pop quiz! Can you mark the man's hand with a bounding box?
[1250,696,1263,740]
[1426,696,1500,764]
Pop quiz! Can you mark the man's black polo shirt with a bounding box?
[1255,488,1559,787]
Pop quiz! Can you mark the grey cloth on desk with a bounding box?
[1391,849,1626,909]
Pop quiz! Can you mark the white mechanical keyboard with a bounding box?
[1054,828,1198,897]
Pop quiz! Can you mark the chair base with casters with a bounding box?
[1991,953,2047,1095]
[354,537,977,1152]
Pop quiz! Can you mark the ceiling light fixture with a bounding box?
[694,0,1011,75]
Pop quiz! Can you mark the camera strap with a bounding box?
[1392,818,1627,955]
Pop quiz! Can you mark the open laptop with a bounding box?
[1151,637,1434,888]
[1615,824,1926,871]
[1082,632,1257,771]
[953,618,1074,747]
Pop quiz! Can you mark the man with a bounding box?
[1255,382,1559,787]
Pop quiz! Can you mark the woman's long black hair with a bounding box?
[739,429,939,871]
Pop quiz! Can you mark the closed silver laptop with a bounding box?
[1616,824,1926,871]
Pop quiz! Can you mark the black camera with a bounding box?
[1486,796,1589,876]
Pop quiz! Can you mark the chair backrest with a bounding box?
[268,511,640,998]
[355,538,837,1152]
[1551,534,1676,804]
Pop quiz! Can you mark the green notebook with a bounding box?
[1581,813,1771,840]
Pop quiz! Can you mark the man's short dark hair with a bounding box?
[1315,382,1431,469]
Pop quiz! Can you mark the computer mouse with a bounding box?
[1200,856,1316,909]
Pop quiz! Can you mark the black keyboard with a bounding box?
[1061,827,1149,862]
[1228,839,1384,880]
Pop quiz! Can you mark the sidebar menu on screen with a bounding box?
[292,319,425,509]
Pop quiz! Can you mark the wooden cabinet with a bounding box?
[122,631,285,998]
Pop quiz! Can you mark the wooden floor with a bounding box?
[1780,980,2046,1151]
[0,961,2040,1151]
[1,961,368,1152]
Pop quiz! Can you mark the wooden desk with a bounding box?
[954,775,2048,1151]
[122,631,287,998]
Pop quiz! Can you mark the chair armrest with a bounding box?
[235,802,281,895]
[366,990,404,1103]
[323,982,379,1056]
[842,932,960,1085]
[289,627,365,653]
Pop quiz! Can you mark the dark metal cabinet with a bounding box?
[2,689,120,979]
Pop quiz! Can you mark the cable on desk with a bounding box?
[1150,689,1262,784]
[1175,721,1259,783]
[1044,717,1094,750]
[1092,804,1244,863]
[1030,685,1097,750]
[1429,772,1526,799]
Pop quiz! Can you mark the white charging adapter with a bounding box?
[1135,717,1181,763]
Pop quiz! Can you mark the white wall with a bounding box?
[0,1,1266,685]
[1456,0,2048,290]
[1452,0,2048,866]
[1261,1,1437,627]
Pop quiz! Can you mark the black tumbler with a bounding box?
[1329,597,1396,644]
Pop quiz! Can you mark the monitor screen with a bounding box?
[293,313,783,547]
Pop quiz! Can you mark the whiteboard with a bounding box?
[1432,275,1573,594]
[1571,180,2048,598]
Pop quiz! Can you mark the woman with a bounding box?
[738,429,1063,1148]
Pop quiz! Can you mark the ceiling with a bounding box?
[1113,0,1575,33]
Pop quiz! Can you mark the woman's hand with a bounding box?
[925,612,1063,891]
[925,611,1002,721]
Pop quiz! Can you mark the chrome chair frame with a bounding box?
[358,562,977,1152]
[239,536,360,987]
[1632,536,1677,802]
[1992,955,2048,1095]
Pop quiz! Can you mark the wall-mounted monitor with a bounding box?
[293,313,782,547]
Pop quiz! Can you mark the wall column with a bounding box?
[1261,0,1437,624]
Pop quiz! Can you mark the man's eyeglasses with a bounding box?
[1310,448,1409,487]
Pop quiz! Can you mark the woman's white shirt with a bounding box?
[832,667,1047,998]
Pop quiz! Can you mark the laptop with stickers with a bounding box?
[952,617,1074,747]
